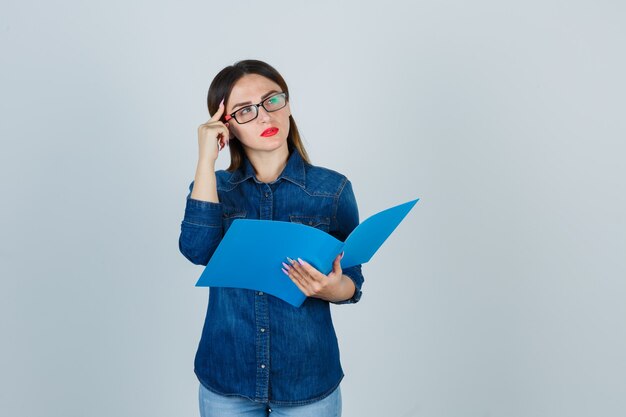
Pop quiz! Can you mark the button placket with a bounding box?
[254,290,270,400]
[254,182,273,401]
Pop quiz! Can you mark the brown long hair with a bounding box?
[206,59,310,172]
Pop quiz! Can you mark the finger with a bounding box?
[220,137,229,151]
[286,258,313,286]
[295,258,323,282]
[209,98,227,123]
[199,121,227,137]
[290,264,322,296]
[282,263,309,295]
[289,273,309,296]
[219,134,230,151]
[199,122,228,144]
[286,257,304,278]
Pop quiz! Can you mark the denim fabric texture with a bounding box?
[178,148,364,405]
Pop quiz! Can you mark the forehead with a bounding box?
[228,74,281,104]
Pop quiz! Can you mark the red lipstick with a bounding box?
[261,127,279,137]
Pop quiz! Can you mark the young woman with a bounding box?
[178,59,365,417]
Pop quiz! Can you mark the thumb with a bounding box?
[333,251,344,274]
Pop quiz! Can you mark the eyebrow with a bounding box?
[231,90,280,111]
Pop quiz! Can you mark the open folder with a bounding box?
[196,198,420,307]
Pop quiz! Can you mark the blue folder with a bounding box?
[196,198,420,307]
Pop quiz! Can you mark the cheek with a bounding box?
[230,124,244,138]
[280,106,291,122]
[277,111,290,130]
[233,125,256,142]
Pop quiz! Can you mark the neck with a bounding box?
[246,144,290,183]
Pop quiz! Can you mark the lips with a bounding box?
[261,127,279,137]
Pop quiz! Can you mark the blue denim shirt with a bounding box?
[178,148,365,406]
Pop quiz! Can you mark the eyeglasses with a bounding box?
[224,92,288,124]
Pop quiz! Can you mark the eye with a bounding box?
[239,106,253,115]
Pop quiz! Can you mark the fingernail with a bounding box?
[286,256,295,264]
[282,268,289,275]
[297,258,305,265]
[282,262,290,270]
[341,251,345,258]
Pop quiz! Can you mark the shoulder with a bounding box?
[304,162,350,197]
[215,169,237,191]
[215,169,230,182]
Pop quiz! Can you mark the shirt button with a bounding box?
[260,364,266,369]
[265,192,269,198]
[258,291,264,296]
[260,328,265,332]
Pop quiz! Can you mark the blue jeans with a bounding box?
[198,383,342,417]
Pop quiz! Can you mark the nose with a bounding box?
[257,105,272,122]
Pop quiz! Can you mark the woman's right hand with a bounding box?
[197,98,230,163]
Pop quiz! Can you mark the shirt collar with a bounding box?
[229,149,306,187]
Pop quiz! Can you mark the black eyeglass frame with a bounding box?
[224,92,289,124]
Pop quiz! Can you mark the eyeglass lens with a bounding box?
[234,93,287,124]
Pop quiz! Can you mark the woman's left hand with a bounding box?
[282,252,345,302]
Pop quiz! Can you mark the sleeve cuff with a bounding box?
[183,198,223,227]
[331,271,363,305]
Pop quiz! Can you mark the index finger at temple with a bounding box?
[208,98,226,122]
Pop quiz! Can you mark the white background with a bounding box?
[2,1,625,416]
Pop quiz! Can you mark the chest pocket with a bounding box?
[223,209,247,234]
[289,215,331,233]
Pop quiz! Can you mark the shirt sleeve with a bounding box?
[178,180,224,266]
[330,178,365,305]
